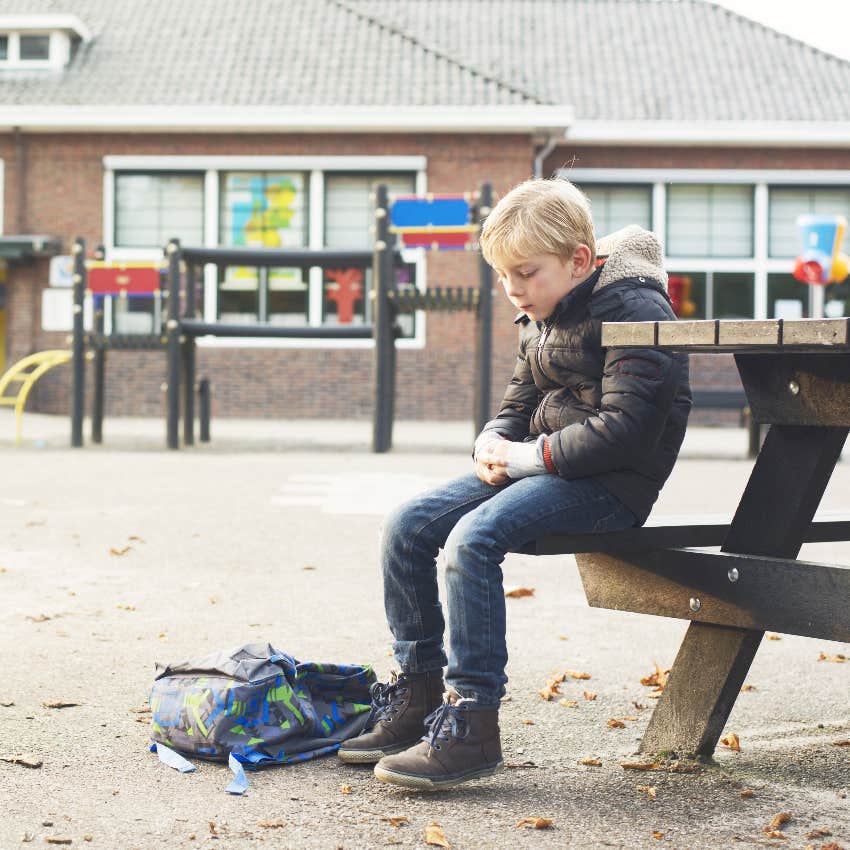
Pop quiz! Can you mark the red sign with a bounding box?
[325,269,364,324]
[87,264,161,296]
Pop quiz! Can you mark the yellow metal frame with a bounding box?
[0,350,85,446]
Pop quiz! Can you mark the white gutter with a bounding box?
[0,105,574,134]
[566,120,850,147]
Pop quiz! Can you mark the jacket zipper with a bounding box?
[536,316,555,381]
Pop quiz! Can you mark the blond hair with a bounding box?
[479,178,596,272]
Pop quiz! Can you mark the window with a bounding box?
[324,173,417,333]
[0,36,8,60]
[580,184,651,236]
[114,173,204,248]
[107,161,422,339]
[769,187,850,258]
[666,271,755,319]
[767,273,810,319]
[19,34,50,60]
[667,184,753,257]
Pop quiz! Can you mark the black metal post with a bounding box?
[70,237,86,447]
[166,239,181,450]
[199,378,211,443]
[91,305,105,443]
[183,261,196,446]
[473,182,494,434]
[372,185,395,453]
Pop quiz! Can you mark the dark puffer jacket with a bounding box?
[480,226,692,525]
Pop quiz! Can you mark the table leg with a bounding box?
[640,424,848,757]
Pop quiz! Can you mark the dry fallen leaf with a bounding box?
[116,605,136,612]
[578,758,602,766]
[110,546,132,556]
[607,719,626,729]
[566,670,591,680]
[652,831,665,840]
[583,691,597,701]
[558,635,569,641]
[538,673,566,700]
[640,663,670,690]
[818,652,847,663]
[25,614,51,623]
[636,785,657,800]
[820,843,845,850]
[340,784,351,794]
[504,587,535,598]
[44,839,72,846]
[42,701,80,709]
[504,760,537,769]
[720,733,741,751]
[805,829,832,839]
[0,700,14,707]
[424,822,451,848]
[128,535,144,543]
[257,821,285,829]
[768,813,792,830]
[516,818,553,830]
[761,828,786,840]
[766,633,781,641]
[632,700,646,710]
[208,596,217,605]
[668,762,702,773]
[381,817,409,828]
[623,716,638,721]
[302,565,317,571]
[0,754,42,768]
[741,684,757,692]
[522,719,535,725]
[831,740,850,746]
[558,699,578,708]
[740,789,755,798]
[621,761,661,771]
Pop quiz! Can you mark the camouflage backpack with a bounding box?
[149,642,376,767]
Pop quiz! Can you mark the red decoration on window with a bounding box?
[325,269,364,324]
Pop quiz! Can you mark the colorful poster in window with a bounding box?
[221,172,305,289]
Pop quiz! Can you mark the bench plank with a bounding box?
[574,548,850,642]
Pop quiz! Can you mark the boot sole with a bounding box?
[373,761,503,790]
[337,741,416,764]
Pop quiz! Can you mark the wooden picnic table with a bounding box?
[539,317,850,759]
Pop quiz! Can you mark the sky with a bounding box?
[711,0,850,61]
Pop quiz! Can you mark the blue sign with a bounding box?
[390,196,471,229]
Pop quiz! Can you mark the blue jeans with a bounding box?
[380,473,636,708]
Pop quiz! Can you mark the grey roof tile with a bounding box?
[1,0,849,119]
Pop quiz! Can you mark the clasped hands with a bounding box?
[475,439,511,486]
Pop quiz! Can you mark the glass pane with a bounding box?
[218,266,259,323]
[325,173,416,249]
[768,187,850,258]
[666,272,706,319]
[582,185,652,236]
[667,184,753,257]
[767,273,810,319]
[0,36,8,60]
[20,34,50,60]
[112,295,155,334]
[115,173,204,248]
[220,172,307,248]
[713,272,754,319]
[268,267,308,325]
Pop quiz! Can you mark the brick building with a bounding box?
[1,0,849,426]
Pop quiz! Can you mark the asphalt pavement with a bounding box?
[0,412,848,849]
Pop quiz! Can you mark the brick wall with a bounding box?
[3,131,532,421]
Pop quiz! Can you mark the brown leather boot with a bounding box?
[337,670,444,764]
[373,691,502,789]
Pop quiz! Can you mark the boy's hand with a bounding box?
[475,440,511,486]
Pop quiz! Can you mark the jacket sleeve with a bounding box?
[547,290,684,478]
[475,328,541,444]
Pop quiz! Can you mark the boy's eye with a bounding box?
[520,270,535,279]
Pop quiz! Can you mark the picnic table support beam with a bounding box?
[638,421,849,758]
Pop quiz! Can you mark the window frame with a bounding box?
[103,155,428,348]
[565,167,850,320]
[0,30,67,68]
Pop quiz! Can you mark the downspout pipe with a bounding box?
[13,125,27,232]
[533,134,558,178]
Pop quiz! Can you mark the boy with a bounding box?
[338,177,692,789]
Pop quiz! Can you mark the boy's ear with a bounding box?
[568,244,593,278]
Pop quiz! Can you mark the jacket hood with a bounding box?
[594,225,667,293]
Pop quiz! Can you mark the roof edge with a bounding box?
[567,120,850,147]
[0,15,92,41]
[0,105,574,134]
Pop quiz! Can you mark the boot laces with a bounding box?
[366,673,409,728]
[422,701,468,752]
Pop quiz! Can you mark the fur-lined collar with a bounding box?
[593,225,667,292]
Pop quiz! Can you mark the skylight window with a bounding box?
[0,15,90,69]
[19,34,50,61]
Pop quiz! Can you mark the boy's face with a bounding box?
[495,248,591,321]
